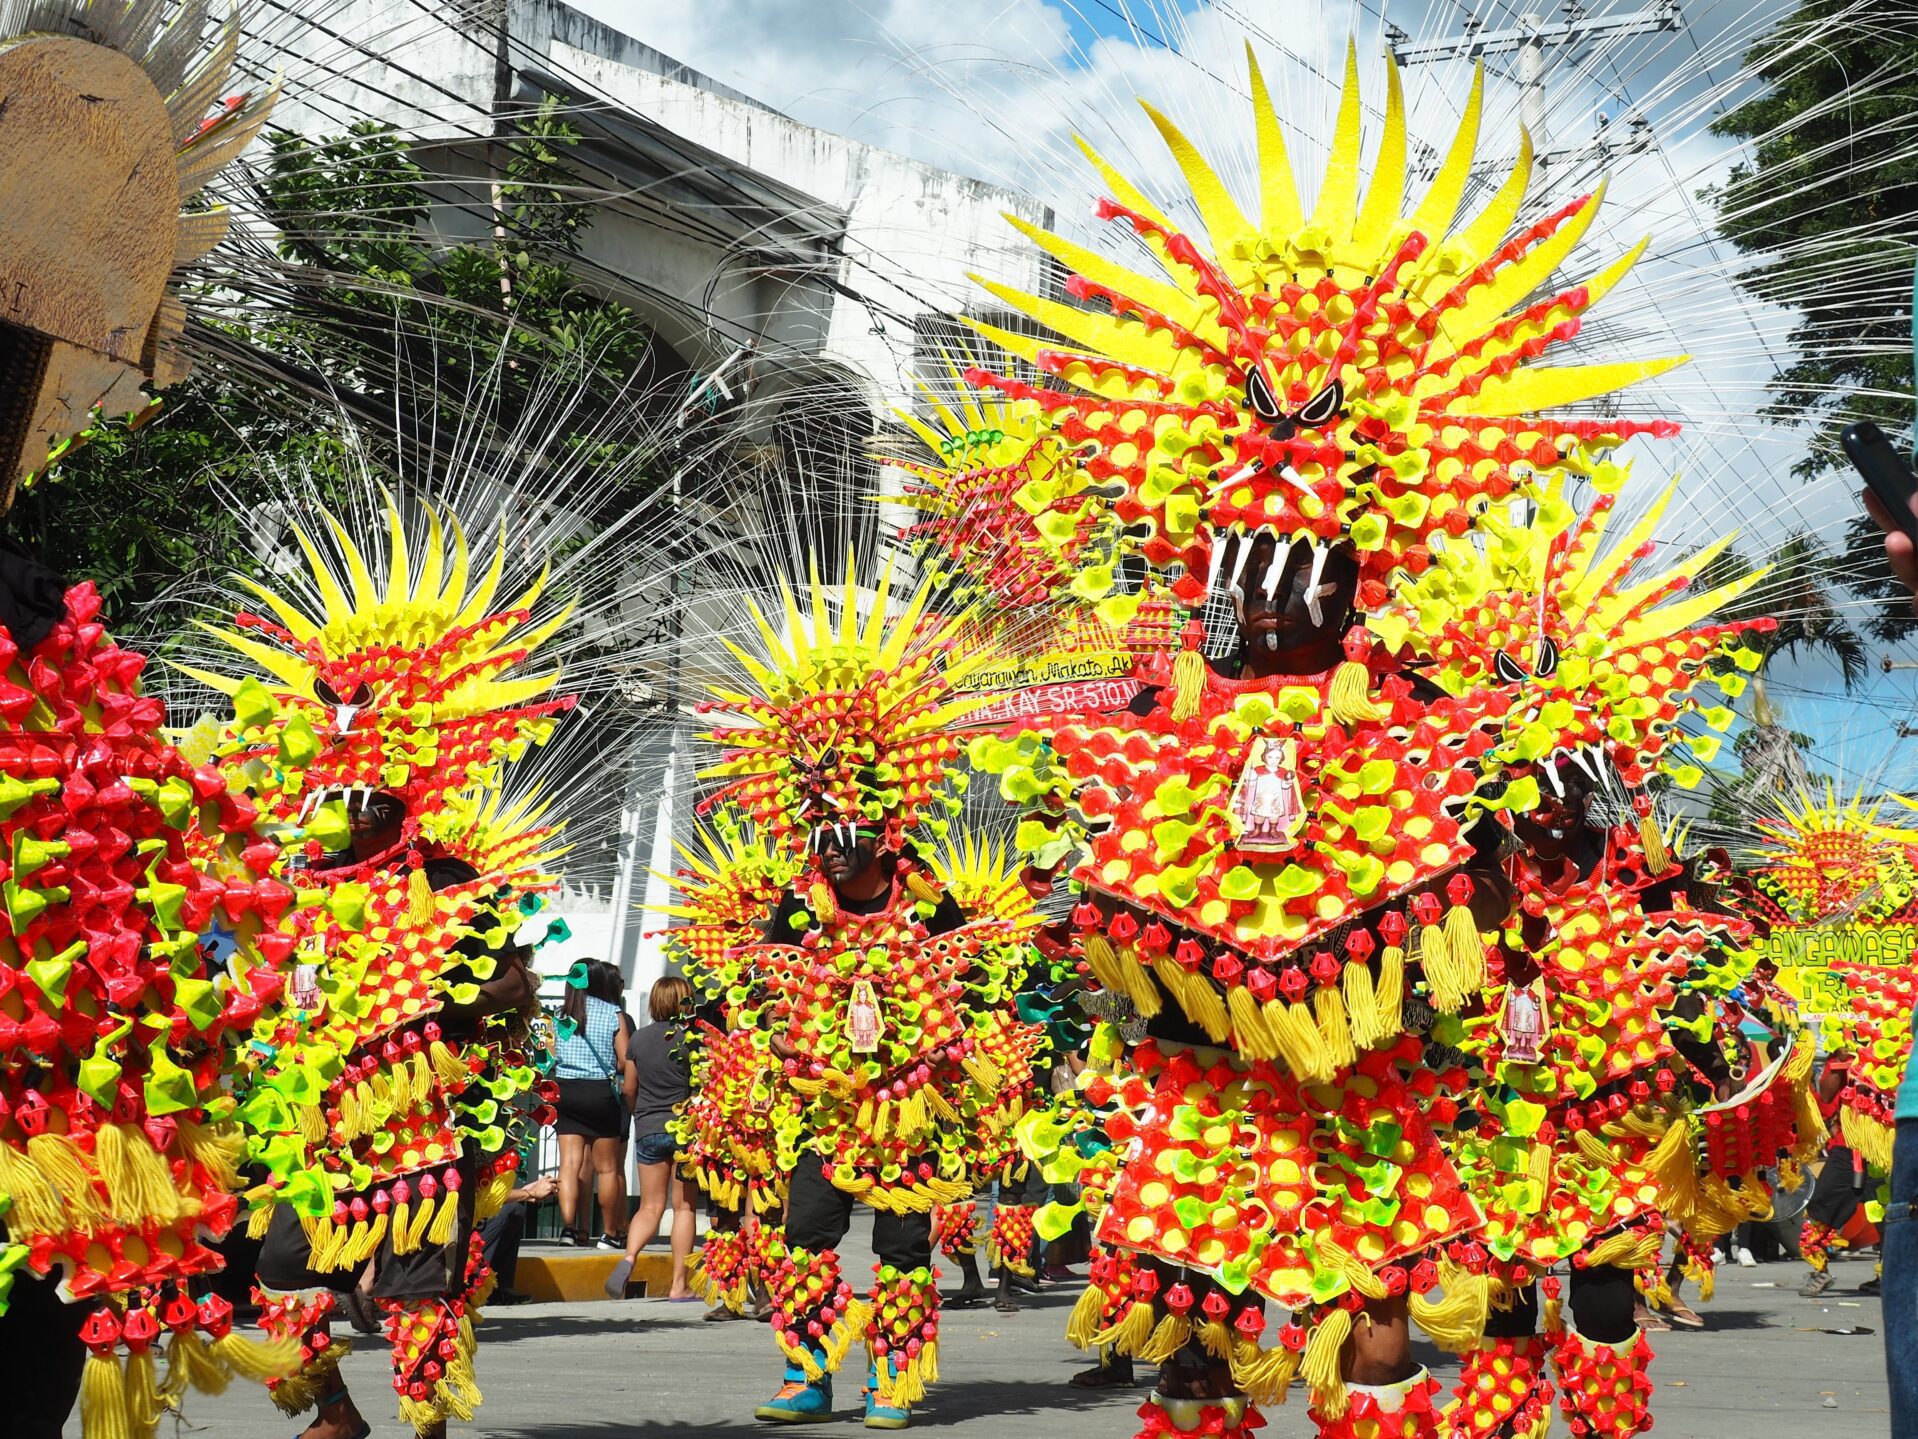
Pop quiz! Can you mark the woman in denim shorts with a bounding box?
[605,976,699,1298]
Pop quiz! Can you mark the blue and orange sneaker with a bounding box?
[755,1361,833,1423]
[863,1362,911,1430]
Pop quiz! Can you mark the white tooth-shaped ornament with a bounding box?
[1304,541,1329,626]
[1278,464,1312,495]
[1570,747,1600,784]
[1543,760,1565,799]
[1204,536,1232,601]
[1226,534,1253,597]
[1213,459,1263,496]
[1262,538,1291,604]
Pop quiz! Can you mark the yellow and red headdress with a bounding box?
[879,377,1099,615]
[697,559,982,857]
[181,499,574,844]
[1381,470,1771,793]
[965,44,1680,613]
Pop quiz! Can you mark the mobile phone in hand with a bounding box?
[1845,420,1918,547]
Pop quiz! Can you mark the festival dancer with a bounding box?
[186,503,572,1438]
[649,819,800,1315]
[1738,791,1918,1296]
[0,7,285,1435]
[924,833,1051,1315]
[951,39,1783,1439]
[698,562,1013,1429]
[1376,470,1805,1436]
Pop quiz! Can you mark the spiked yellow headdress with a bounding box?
[1380,467,1770,794]
[878,372,1099,613]
[1746,785,1918,927]
[697,559,983,857]
[967,43,1680,613]
[182,498,574,832]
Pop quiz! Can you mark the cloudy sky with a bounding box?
[577,0,1915,801]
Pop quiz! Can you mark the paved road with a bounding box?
[70,1246,1888,1437]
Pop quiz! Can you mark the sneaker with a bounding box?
[597,1233,624,1251]
[863,1363,910,1430]
[603,1258,635,1298]
[558,1226,583,1247]
[1735,1246,1757,1268]
[1860,1276,1883,1296]
[1799,1269,1836,1297]
[755,1365,833,1423]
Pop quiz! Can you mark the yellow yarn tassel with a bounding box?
[409,866,437,923]
[30,1131,111,1225]
[1420,923,1464,1012]
[429,1040,472,1091]
[391,1200,417,1253]
[1083,933,1125,994]
[477,1167,516,1221]
[1376,943,1404,1033]
[1066,1284,1105,1349]
[1408,1264,1490,1353]
[1228,985,1277,1059]
[1315,985,1357,1071]
[1170,647,1206,722]
[107,1125,187,1224]
[809,880,838,927]
[1154,956,1231,1042]
[125,1343,166,1439]
[1230,1337,1301,1405]
[1327,658,1387,724]
[1197,1319,1235,1360]
[1104,1298,1157,1357]
[427,1190,462,1246]
[175,1118,244,1191]
[213,1329,297,1389]
[296,1103,327,1146]
[1343,959,1380,1052]
[80,1348,131,1439]
[1137,1311,1192,1364]
[1639,814,1669,874]
[407,1190,439,1251]
[0,1140,67,1234]
[1264,999,1331,1083]
[164,1328,228,1398]
[1116,944,1162,1019]
[1444,904,1485,997]
[1302,1307,1354,1417]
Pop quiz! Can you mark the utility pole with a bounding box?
[1387,1,1680,180]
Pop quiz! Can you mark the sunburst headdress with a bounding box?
[1381,468,1771,810]
[653,817,802,996]
[697,558,982,858]
[1745,784,1918,928]
[966,43,1679,616]
[182,498,575,839]
[877,366,1094,613]
[0,0,277,499]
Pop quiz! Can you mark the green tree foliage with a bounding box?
[1705,2,1918,637]
[5,97,661,643]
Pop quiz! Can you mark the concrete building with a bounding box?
[249,0,1059,990]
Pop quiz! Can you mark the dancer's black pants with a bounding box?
[784,1156,932,1271]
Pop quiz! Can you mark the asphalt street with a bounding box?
[70,1246,1889,1437]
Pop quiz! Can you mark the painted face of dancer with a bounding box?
[817,823,884,896]
[1510,755,1597,862]
[348,790,406,862]
[1233,532,1359,679]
